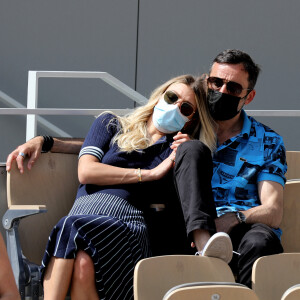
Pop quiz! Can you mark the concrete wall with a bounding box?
[1,0,300,164]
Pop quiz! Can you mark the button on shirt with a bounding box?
[212,110,287,238]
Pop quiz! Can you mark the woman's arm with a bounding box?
[78,152,176,186]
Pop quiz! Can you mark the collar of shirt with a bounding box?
[154,134,173,144]
[216,110,251,151]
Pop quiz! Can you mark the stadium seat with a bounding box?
[134,255,235,300]
[163,282,259,300]
[252,253,300,300]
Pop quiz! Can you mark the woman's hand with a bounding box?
[143,132,191,182]
[144,151,176,181]
[6,136,44,173]
[170,131,192,151]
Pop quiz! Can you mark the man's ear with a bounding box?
[244,89,256,105]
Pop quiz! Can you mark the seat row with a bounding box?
[2,151,300,299]
[134,254,300,300]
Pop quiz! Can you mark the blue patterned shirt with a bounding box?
[212,110,287,238]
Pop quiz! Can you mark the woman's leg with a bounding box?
[70,250,99,300]
[43,257,74,300]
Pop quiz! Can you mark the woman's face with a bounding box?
[163,83,196,120]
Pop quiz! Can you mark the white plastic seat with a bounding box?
[252,253,300,300]
[134,255,235,300]
[163,282,259,300]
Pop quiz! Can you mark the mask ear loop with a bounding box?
[241,89,252,100]
[238,89,252,113]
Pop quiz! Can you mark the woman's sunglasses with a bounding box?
[207,76,252,97]
[163,91,196,117]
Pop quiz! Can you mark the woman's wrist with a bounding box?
[135,168,142,183]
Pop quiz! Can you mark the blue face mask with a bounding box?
[152,99,189,134]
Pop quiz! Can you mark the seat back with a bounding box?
[163,284,259,300]
[252,253,300,300]
[7,152,79,264]
[281,180,300,252]
[281,284,300,300]
[286,151,300,180]
[134,255,235,300]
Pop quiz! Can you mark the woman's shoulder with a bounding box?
[96,112,118,123]
[94,112,120,129]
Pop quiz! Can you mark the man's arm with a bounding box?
[215,180,284,233]
[242,180,284,228]
[6,136,84,173]
[51,137,84,154]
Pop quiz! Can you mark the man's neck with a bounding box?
[216,113,244,145]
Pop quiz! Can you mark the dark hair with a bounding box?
[212,49,261,90]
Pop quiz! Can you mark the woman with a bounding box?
[41,74,216,300]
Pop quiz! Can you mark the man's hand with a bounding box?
[215,213,239,234]
[6,136,44,173]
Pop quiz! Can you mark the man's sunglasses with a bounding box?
[207,76,252,97]
[163,91,196,117]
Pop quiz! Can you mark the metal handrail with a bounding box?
[0,108,133,115]
[25,71,148,140]
[0,89,71,137]
[1,108,300,116]
[1,70,299,140]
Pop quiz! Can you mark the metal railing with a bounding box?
[0,71,148,140]
[1,70,300,141]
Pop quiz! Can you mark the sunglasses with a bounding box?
[163,91,196,117]
[207,76,252,97]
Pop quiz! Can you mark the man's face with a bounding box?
[209,62,254,111]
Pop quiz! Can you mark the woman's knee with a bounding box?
[72,250,95,285]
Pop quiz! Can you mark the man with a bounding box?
[173,49,286,287]
[6,49,287,288]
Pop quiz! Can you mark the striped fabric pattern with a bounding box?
[41,193,151,300]
[79,146,105,162]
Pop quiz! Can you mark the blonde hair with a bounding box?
[106,74,216,152]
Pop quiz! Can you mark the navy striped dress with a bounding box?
[41,113,174,300]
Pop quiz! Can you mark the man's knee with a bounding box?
[175,140,212,169]
[239,223,283,256]
[178,140,210,156]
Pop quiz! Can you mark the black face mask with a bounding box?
[207,89,243,121]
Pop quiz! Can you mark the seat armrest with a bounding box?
[2,205,47,230]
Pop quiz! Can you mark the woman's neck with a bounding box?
[147,116,166,144]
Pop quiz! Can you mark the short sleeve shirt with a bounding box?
[76,113,175,208]
[212,110,287,237]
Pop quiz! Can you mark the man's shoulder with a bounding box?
[248,115,283,140]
